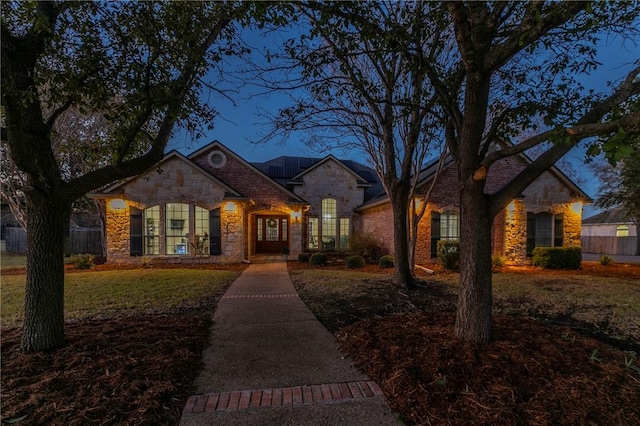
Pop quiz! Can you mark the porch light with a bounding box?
[291,211,302,222]
[225,202,236,212]
[108,199,126,211]
[571,202,582,215]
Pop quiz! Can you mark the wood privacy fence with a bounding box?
[581,236,638,256]
[4,227,103,255]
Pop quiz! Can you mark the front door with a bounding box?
[255,215,289,254]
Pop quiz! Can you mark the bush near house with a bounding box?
[309,252,328,266]
[349,232,389,263]
[437,240,460,270]
[532,246,582,269]
[70,254,95,270]
[345,255,365,269]
[378,255,394,268]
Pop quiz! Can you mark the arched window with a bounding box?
[617,225,630,237]
[322,198,337,249]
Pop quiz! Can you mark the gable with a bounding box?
[293,158,366,216]
[96,153,239,210]
[189,141,307,205]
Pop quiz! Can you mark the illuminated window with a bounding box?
[440,211,459,240]
[194,206,209,254]
[322,198,337,249]
[617,225,630,237]
[166,203,189,255]
[143,205,160,255]
[308,217,319,249]
[339,218,350,249]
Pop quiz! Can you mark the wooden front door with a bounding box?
[255,215,289,254]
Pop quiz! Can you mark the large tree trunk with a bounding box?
[21,193,71,352]
[454,184,494,343]
[390,191,415,288]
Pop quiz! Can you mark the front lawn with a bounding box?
[1,269,240,328]
[290,262,640,425]
[1,267,243,425]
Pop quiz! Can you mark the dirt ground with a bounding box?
[2,260,639,425]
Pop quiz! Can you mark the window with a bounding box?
[308,217,319,249]
[194,206,209,254]
[440,211,459,240]
[617,225,630,237]
[322,198,337,249]
[339,218,350,249]
[431,211,459,258]
[144,205,160,255]
[526,212,563,256]
[166,203,189,254]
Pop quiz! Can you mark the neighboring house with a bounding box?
[581,206,638,255]
[92,141,590,265]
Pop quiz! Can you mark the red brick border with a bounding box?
[221,293,298,299]
[182,381,384,415]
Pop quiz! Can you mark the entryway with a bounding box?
[255,215,289,254]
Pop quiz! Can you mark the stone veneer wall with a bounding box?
[503,199,527,264]
[104,156,246,263]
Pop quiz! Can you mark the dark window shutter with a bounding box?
[430,211,441,258]
[209,208,221,255]
[130,207,143,256]
[554,213,564,247]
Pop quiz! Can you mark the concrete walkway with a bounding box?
[180,258,399,426]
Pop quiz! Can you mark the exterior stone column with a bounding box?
[105,201,130,263]
[504,198,527,265]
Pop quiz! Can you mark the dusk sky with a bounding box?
[170,25,639,219]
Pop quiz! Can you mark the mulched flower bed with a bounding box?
[1,312,212,425]
[338,312,640,425]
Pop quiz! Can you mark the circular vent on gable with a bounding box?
[207,150,227,169]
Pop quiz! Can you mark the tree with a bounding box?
[429,2,640,342]
[590,139,640,255]
[1,1,249,352]
[262,1,448,287]
[270,1,639,342]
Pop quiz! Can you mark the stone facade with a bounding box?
[95,141,588,266]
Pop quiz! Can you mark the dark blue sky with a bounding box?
[170,26,638,219]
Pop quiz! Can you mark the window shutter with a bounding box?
[554,214,564,247]
[130,207,143,256]
[430,211,441,258]
[209,208,221,255]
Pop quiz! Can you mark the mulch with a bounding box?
[2,259,639,425]
[338,312,640,425]
[1,308,217,425]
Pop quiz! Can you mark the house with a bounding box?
[92,141,590,265]
[581,206,638,255]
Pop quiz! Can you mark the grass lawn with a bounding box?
[0,252,26,269]
[1,268,240,328]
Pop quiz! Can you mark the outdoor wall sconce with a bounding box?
[291,211,302,222]
[108,199,126,211]
[571,202,582,215]
[225,202,236,212]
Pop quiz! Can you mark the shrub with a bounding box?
[532,246,582,269]
[309,253,328,266]
[378,255,394,269]
[70,254,95,270]
[345,255,365,269]
[437,240,460,270]
[298,252,311,262]
[491,254,506,268]
[349,232,388,263]
[599,255,613,266]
